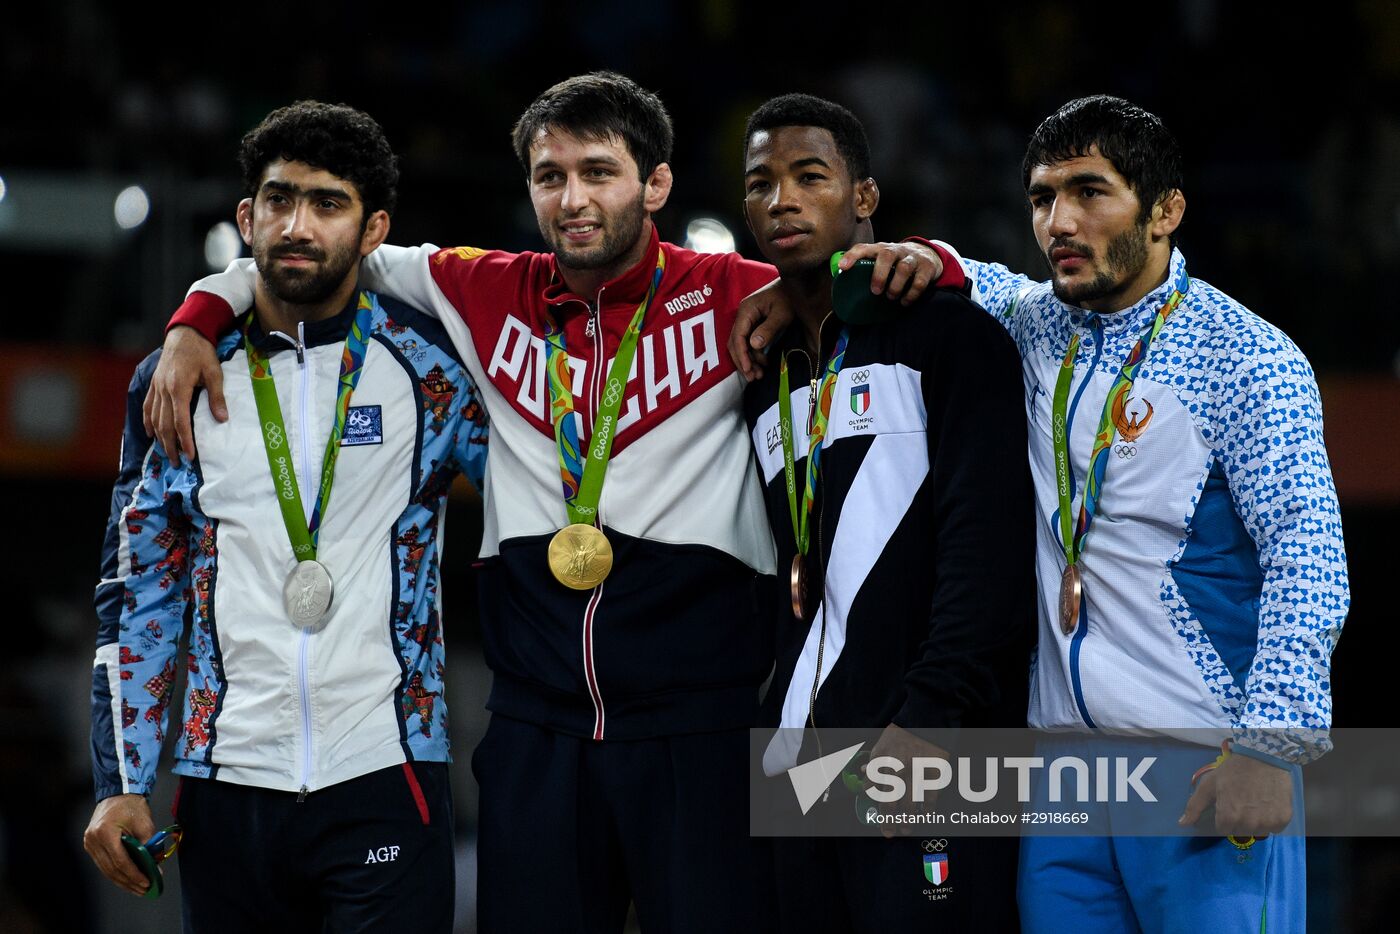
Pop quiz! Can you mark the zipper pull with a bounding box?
[806,378,818,433]
[295,320,306,365]
[297,785,308,803]
[585,309,597,339]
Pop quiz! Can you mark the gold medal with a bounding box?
[790,554,812,621]
[1059,564,1082,635]
[548,523,614,590]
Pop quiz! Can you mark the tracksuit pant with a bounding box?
[1018,736,1305,933]
[174,761,454,933]
[472,714,766,933]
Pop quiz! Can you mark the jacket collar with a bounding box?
[242,288,364,353]
[1064,248,1189,336]
[540,226,663,313]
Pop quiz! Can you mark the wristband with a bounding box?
[900,237,968,291]
[168,292,234,342]
[1190,739,1232,788]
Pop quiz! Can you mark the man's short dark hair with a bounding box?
[238,101,399,217]
[511,72,674,179]
[1022,95,1182,223]
[743,94,872,181]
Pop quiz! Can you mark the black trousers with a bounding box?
[472,715,771,933]
[770,833,1021,933]
[174,761,454,933]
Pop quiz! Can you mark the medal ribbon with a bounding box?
[777,326,851,556]
[542,251,666,527]
[245,291,375,562]
[1052,266,1188,566]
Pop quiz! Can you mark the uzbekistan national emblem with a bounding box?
[1111,393,1153,442]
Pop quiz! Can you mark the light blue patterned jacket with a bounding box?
[958,246,1347,764]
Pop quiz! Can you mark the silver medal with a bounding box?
[283,559,334,630]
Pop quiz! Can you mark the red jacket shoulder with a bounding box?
[659,244,775,300]
[428,246,552,308]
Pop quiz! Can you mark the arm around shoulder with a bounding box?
[144,325,226,462]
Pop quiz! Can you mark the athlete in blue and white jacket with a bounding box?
[951,96,1346,934]
[91,293,487,800]
[85,101,491,932]
[955,243,1347,764]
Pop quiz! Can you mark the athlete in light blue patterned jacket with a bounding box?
[949,96,1346,934]
[961,243,1347,756]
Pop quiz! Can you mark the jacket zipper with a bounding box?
[1066,315,1104,731]
[587,295,605,460]
[273,321,317,799]
[803,364,821,733]
[805,317,837,732]
[801,322,833,795]
[583,294,607,740]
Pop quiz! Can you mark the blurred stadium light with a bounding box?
[113,185,150,230]
[684,216,736,254]
[0,172,149,250]
[204,220,242,271]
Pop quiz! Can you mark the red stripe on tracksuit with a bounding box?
[401,763,430,825]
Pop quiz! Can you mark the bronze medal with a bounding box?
[1059,564,1082,635]
[548,523,614,590]
[790,554,812,621]
[789,554,817,621]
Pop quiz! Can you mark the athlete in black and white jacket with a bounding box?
[745,289,1036,744]
[739,94,1037,932]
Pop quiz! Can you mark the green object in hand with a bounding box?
[830,252,900,325]
[121,824,183,899]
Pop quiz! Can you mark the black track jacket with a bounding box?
[743,287,1037,763]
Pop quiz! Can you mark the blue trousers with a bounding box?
[1019,832,1302,933]
[1018,736,1304,933]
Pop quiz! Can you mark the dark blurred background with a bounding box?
[3,1,1398,931]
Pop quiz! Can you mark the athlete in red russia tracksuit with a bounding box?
[172,227,782,930]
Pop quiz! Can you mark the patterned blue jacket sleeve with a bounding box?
[450,379,489,489]
[961,258,1038,345]
[91,352,199,800]
[1216,335,1349,764]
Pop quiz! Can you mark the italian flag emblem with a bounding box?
[850,383,870,415]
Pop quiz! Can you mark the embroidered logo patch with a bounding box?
[1111,393,1153,442]
[342,405,383,446]
[850,382,871,416]
[1110,393,1153,459]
